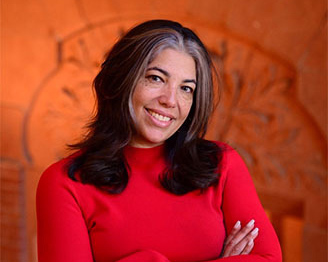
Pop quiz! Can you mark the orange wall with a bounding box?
[1,1,327,261]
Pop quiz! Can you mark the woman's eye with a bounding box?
[181,86,194,93]
[147,75,163,82]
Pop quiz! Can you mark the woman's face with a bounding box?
[131,48,196,148]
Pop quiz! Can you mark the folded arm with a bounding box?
[206,147,282,262]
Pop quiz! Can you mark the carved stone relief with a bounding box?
[25,18,327,198]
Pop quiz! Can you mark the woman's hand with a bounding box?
[221,219,259,258]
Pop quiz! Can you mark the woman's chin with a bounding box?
[130,136,166,148]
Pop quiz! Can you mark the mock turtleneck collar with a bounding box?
[123,144,166,169]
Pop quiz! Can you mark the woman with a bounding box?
[36,20,282,261]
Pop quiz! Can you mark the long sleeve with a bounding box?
[36,162,170,262]
[118,145,282,262]
[36,144,281,262]
[204,147,282,262]
[36,162,94,261]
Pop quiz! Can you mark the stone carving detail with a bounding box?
[26,19,326,195]
[205,38,326,194]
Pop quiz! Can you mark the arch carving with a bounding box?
[26,17,326,197]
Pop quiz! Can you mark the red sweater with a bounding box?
[36,142,282,262]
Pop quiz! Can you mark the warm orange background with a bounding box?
[1,1,327,262]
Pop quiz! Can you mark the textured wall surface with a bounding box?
[1,0,327,261]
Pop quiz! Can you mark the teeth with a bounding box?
[148,110,171,122]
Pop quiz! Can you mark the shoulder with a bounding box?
[208,140,249,174]
[37,151,81,194]
[208,140,240,159]
[40,154,73,181]
[36,152,90,232]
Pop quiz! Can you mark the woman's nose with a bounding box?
[158,85,177,108]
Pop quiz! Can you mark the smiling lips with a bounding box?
[146,108,173,123]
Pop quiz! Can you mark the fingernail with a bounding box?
[234,220,241,228]
[247,219,255,227]
[251,227,259,235]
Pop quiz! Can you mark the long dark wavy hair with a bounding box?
[67,19,223,195]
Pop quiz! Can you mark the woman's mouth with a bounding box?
[146,109,172,122]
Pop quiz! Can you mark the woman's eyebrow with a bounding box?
[147,66,196,85]
[147,66,169,76]
[183,79,197,85]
